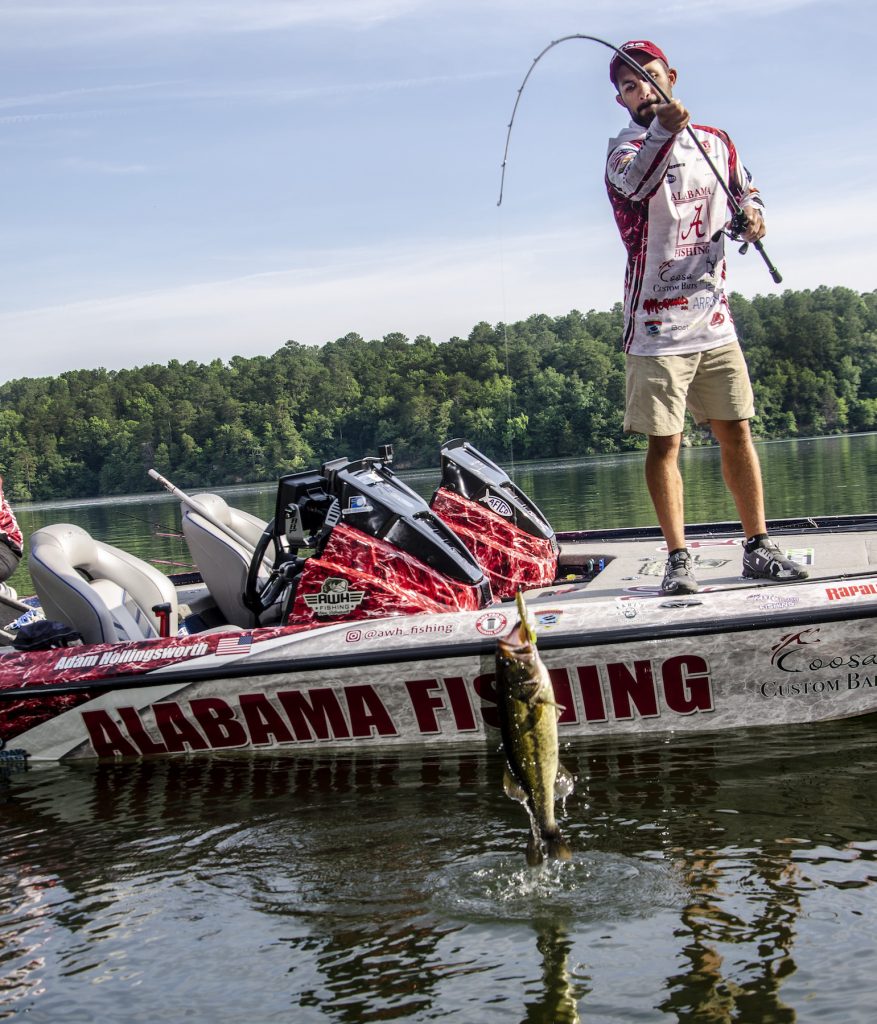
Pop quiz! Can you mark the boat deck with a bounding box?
[549,517,877,602]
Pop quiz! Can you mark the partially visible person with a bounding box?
[0,475,23,599]
[604,39,808,594]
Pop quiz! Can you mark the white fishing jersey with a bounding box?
[606,119,764,355]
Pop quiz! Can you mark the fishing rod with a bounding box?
[497,34,782,284]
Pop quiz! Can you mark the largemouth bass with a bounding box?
[496,591,574,865]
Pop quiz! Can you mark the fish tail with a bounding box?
[526,829,545,866]
[544,827,573,862]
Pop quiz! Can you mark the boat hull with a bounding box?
[4,574,876,761]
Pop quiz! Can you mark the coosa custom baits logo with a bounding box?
[304,578,366,616]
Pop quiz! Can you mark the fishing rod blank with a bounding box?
[498,34,782,284]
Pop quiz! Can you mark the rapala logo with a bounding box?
[827,583,877,601]
[303,578,366,616]
[484,495,513,518]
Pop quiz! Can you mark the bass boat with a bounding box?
[1,439,876,762]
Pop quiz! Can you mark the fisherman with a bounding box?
[605,40,809,595]
[0,475,23,599]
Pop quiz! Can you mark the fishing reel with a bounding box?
[711,210,756,254]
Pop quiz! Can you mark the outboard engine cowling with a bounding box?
[430,438,558,599]
[274,449,493,626]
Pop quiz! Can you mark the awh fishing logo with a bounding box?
[303,578,366,616]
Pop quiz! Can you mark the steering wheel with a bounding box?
[243,519,297,620]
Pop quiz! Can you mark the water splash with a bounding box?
[428,850,687,923]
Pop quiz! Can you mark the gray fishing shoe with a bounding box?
[661,549,699,595]
[742,539,809,582]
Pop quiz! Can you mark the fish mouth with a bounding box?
[498,620,537,650]
[496,634,536,660]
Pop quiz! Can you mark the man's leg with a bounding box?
[708,418,767,539]
[710,418,808,581]
[645,433,687,550]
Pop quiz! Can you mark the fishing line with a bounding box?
[496,215,517,476]
[497,33,782,283]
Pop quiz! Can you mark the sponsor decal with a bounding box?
[484,495,513,518]
[662,539,739,550]
[659,599,703,609]
[786,547,814,566]
[475,612,509,636]
[657,260,697,285]
[745,592,801,611]
[666,173,676,183]
[303,578,366,616]
[345,622,455,644]
[710,312,725,327]
[80,652,717,756]
[536,609,564,629]
[643,296,688,316]
[758,626,877,697]
[343,495,373,515]
[615,598,644,620]
[827,583,877,601]
[770,628,821,671]
[638,553,729,578]
[645,320,662,335]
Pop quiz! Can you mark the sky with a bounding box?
[0,0,872,383]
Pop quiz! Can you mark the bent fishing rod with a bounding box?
[498,34,782,284]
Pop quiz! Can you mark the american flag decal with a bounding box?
[215,634,254,656]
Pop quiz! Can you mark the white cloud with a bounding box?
[0,0,429,46]
[0,230,613,381]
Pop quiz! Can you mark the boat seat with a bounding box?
[180,494,276,629]
[29,524,179,645]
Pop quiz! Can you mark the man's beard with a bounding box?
[632,101,658,129]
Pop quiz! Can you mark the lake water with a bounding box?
[2,434,877,1022]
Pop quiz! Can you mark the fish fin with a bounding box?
[545,832,573,862]
[554,765,575,800]
[526,830,545,866]
[503,767,528,804]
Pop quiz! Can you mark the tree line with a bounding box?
[1,285,875,502]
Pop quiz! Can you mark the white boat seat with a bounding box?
[180,494,275,628]
[29,524,179,645]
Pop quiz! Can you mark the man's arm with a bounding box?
[606,100,689,202]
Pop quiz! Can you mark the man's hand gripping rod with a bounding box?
[498,34,782,284]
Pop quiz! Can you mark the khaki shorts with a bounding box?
[624,343,755,436]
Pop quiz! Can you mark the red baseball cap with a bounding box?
[609,40,669,86]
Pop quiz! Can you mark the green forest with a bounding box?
[1,285,875,503]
